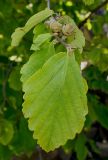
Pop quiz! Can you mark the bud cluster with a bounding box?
[45,17,75,38]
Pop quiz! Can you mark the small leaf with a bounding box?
[8,66,22,91]
[70,27,85,53]
[75,134,88,160]
[59,16,85,53]
[31,33,52,51]
[88,95,108,129]
[11,8,54,47]
[22,52,88,151]
[11,28,25,47]
[83,0,94,5]
[0,119,14,145]
[21,42,55,83]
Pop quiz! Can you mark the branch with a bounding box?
[46,0,50,9]
[37,146,44,160]
[53,35,79,54]
[78,0,108,28]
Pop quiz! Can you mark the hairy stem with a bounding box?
[53,35,78,53]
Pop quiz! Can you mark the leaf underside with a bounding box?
[22,52,88,152]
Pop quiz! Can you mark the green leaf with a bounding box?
[0,119,14,145]
[75,134,88,160]
[83,0,94,5]
[22,52,88,152]
[89,140,100,154]
[11,8,54,47]
[9,118,36,156]
[88,95,108,129]
[84,48,108,72]
[31,33,52,51]
[59,16,85,53]
[83,66,108,94]
[95,105,108,129]
[8,66,22,91]
[33,23,49,37]
[70,27,85,53]
[21,42,55,83]
[0,145,13,160]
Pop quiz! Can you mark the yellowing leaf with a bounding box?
[11,8,54,47]
[22,52,88,152]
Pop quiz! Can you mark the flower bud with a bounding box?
[62,24,74,36]
[50,21,62,33]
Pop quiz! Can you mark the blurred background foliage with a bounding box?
[0,0,108,160]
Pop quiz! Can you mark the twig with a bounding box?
[54,36,68,48]
[46,0,50,9]
[37,146,43,160]
[78,0,108,28]
[54,35,79,53]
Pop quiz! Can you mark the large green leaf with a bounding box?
[21,42,55,83]
[11,8,53,47]
[22,52,88,151]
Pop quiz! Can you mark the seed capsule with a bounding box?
[62,24,75,36]
[50,21,62,33]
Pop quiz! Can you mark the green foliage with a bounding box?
[9,118,36,156]
[11,8,54,47]
[22,52,87,151]
[0,119,14,145]
[0,145,13,160]
[8,66,22,91]
[21,42,55,83]
[0,0,108,159]
[82,0,94,5]
[88,94,108,129]
[15,8,87,151]
[31,33,52,51]
[58,16,85,53]
[75,134,88,160]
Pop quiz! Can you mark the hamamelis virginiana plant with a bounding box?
[11,1,90,152]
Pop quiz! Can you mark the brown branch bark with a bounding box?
[78,0,108,28]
